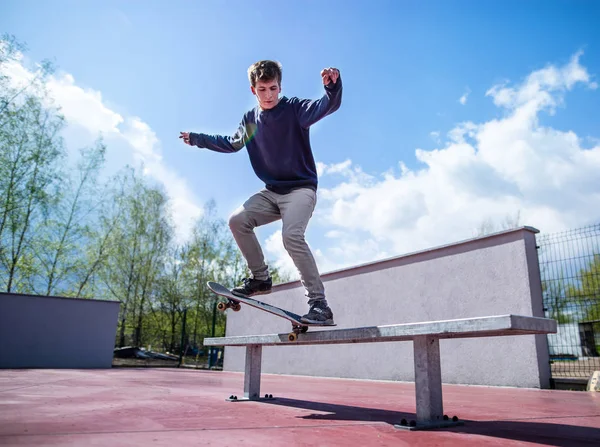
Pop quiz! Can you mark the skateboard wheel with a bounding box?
[268,394,273,399]
[288,333,297,342]
[443,415,449,420]
[452,415,458,422]
[409,420,416,427]
[300,326,308,333]
[400,419,407,426]
[231,303,241,312]
[217,302,227,311]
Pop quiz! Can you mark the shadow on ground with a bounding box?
[262,397,600,447]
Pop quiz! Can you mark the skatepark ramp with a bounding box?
[204,314,557,430]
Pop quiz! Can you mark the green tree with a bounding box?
[567,254,600,321]
[0,35,65,292]
[33,141,106,296]
[71,184,122,298]
[151,245,189,352]
[100,167,172,348]
[541,271,573,324]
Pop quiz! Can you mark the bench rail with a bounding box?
[204,314,556,347]
[203,314,557,431]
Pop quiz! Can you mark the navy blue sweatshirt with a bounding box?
[189,77,342,194]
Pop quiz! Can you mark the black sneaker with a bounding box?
[231,277,272,298]
[301,301,334,324]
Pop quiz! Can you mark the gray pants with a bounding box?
[228,187,326,305]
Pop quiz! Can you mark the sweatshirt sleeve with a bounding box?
[295,77,343,129]
[188,118,249,153]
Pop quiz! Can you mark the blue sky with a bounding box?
[2,0,600,277]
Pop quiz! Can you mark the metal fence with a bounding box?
[536,223,600,380]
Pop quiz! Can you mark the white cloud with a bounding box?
[47,73,124,135]
[5,54,202,243]
[485,51,597,113]
[298,51,600,274]
[459,87,471,105]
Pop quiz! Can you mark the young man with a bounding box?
[179,60,342,324]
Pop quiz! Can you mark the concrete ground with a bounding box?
[1,368,599,446]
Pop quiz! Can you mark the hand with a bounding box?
[179,131,191,145]
[321,67,340,85]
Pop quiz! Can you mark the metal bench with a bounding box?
[204,314,556,430]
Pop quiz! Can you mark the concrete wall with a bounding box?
[0,293,120,368]
[223,227,552,388]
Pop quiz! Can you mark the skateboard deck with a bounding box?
[207,281,336,341]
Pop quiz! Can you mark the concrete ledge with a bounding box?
[204,314,557,347]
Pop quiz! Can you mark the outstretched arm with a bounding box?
[296,67,343,129]
[179,119,249,153]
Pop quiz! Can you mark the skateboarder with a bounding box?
[179,60,342,324]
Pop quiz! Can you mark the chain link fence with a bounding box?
[537,223,600,380]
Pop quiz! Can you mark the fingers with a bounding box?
[321,67,340,84]
[179,131,191,145]
[330,68,339,83]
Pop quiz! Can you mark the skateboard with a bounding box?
[207,281,336,341]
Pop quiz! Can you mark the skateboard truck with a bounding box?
[289,324,309,341]
[217,298,241,312]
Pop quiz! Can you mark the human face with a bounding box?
[251,79,281,110]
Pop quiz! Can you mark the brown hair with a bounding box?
[247,60,282,87]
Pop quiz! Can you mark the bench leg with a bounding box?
[226,344,274,402]
[414,335,443,424]
[244,344,262,400]
[395,335,463,430]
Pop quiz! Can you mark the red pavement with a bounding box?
[0,368,599,446]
